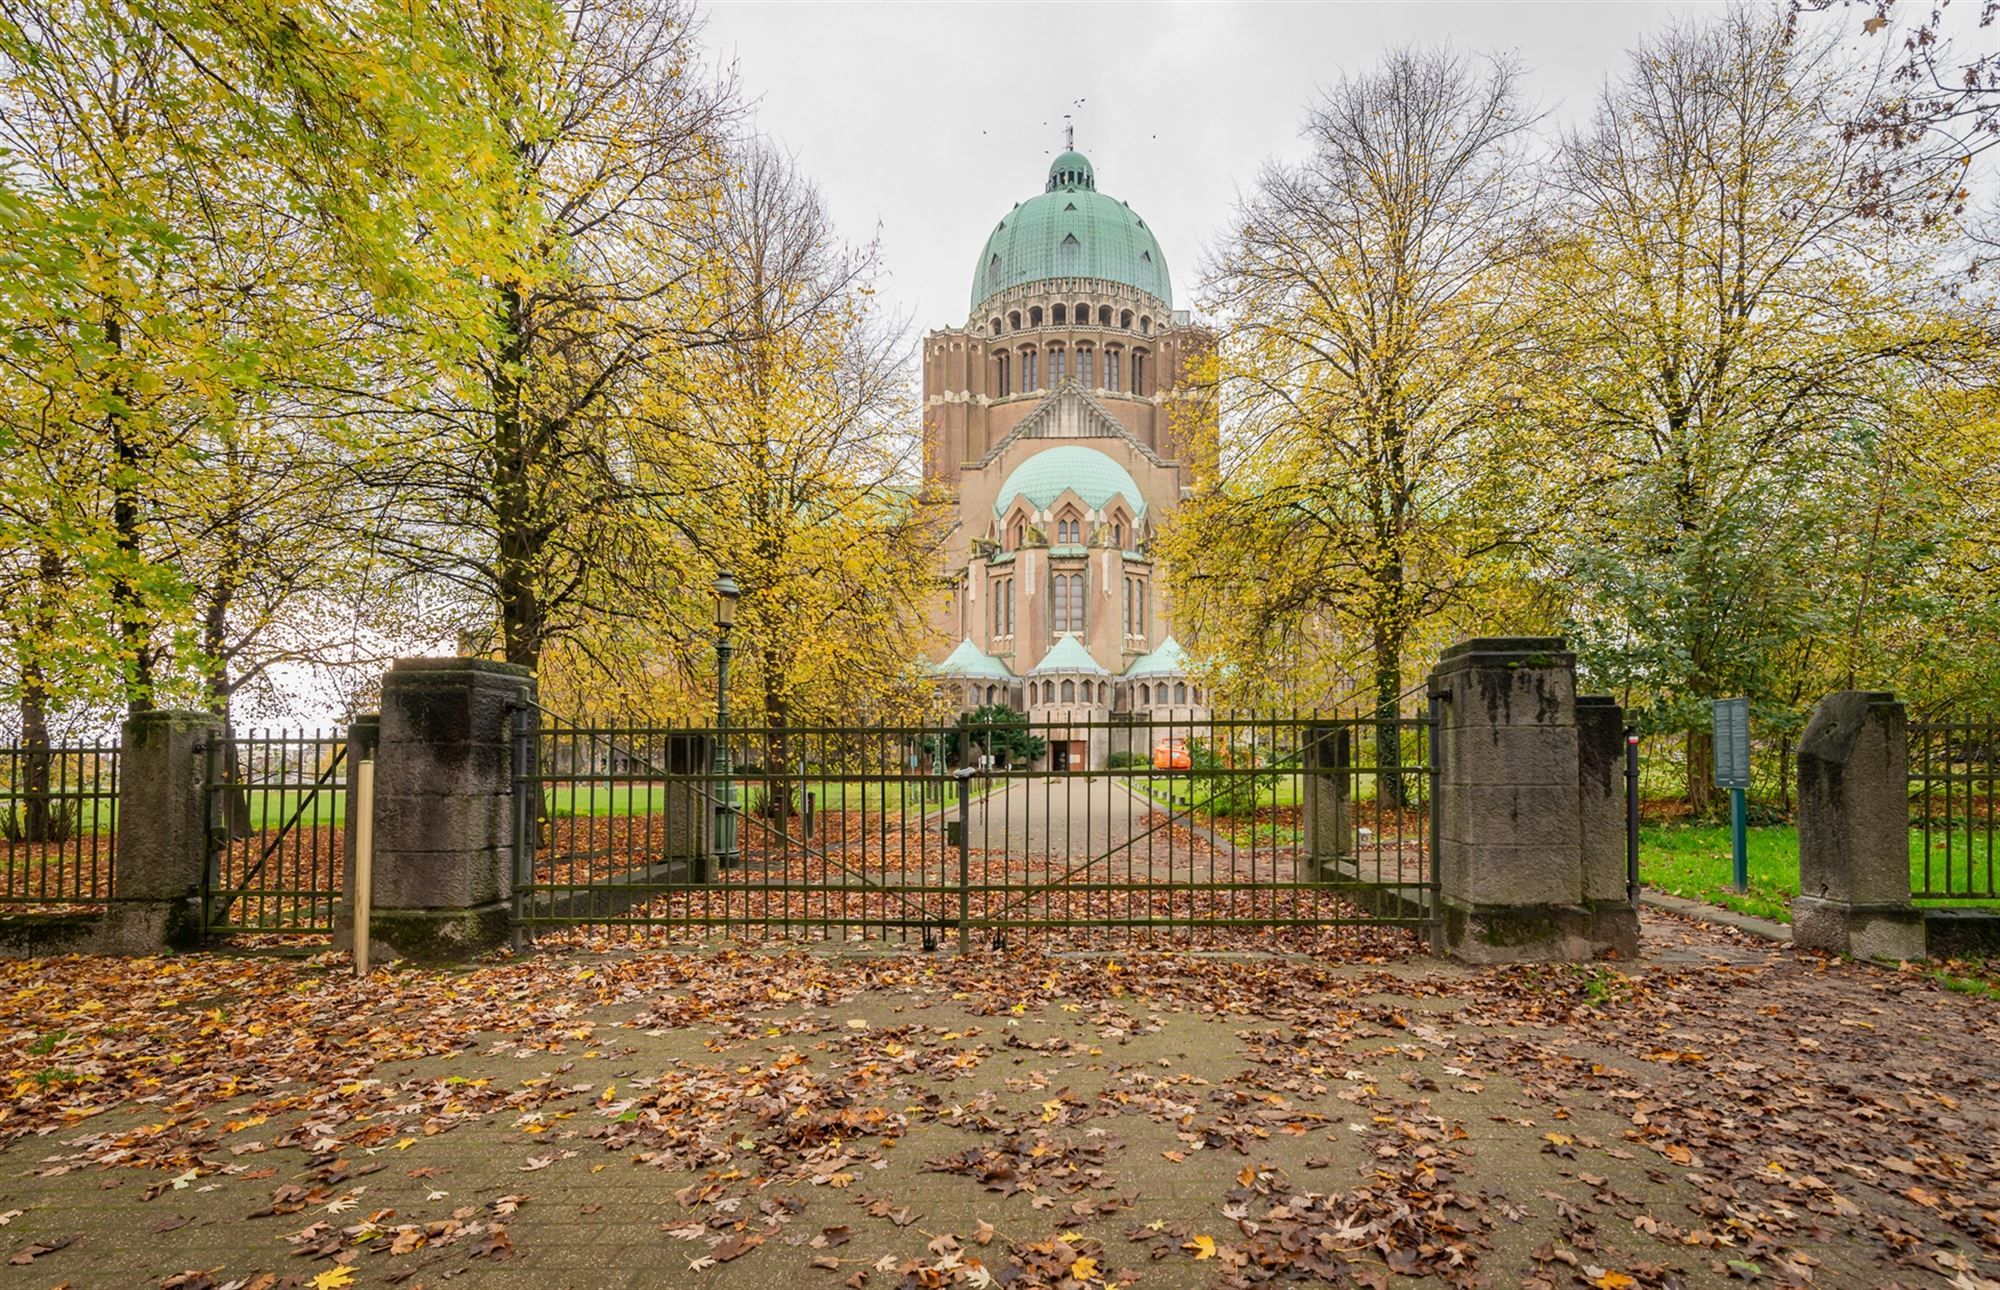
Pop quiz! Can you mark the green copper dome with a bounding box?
[994,446,1146,519]
[971,151,1172,314]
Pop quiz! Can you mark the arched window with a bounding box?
[1077,349,1094,387]
[1023,349,1039,389]
[1049,347,1065,383]
[991,317,1002,335]
[1076,302,1090,323]
[1005,577,1015,634]
[1112,520,1123,547]
[1140,316,1152,336]
[1098,305,1112,326]
[1120,310,1133,329]
[1105,350,1121,390]
[1029,306,1043,326]
[1061,679,1075,703]
[1131,351,1146,396]
[1140,683,1152,704]
[995,352,1010,398]
[1009,310,1021,330]
[1052,573,1085,633]
[1052,304,1066,325]
[1175,682,1188,704]
[987,685,997,704]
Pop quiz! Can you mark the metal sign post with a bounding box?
[1712,699,1751,892]
[1624,731,1641,904]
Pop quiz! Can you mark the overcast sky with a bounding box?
[700,1,1720,337]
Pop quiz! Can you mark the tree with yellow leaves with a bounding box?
[1163,46,1546,797]
[1535,5,1992,809]
[617,140,946,739]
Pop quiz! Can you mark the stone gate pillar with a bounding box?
[1577,696,1641,953]
[101,710,224,954]
[1793,691,1925,960]
[368,659,533,963]
[1428,638,1636,962]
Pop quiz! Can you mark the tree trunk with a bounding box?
[203,531,253,839]
[17,545,62,842]
[493,284,544,676]
[18,657,51,844]
[1373,630,1407,810]
[1685,727,1715,817]
[104,312,154,715]
[761,655,792,836]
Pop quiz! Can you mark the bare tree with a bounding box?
[1172,46,1542,797]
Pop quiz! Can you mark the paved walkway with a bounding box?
[2,913,1995,1288]
[958,775,1224,870]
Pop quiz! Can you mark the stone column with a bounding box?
[1300,723,1353,882]
[1576,696,1641,956]
[1793,691,1925,960]
[101,710,223,955]
[369,659,532,963]
[1429,638,1620,962]
[332,714,380,953]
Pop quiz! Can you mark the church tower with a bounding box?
[924,147,1216,765]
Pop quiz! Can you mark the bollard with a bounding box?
[354,759,375,977]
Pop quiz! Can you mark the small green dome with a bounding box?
[1030,634,1109,676]
[934,638,1014,681]
[1122,636,1189,678]
[994,446,1146,520]
[971,151,1172,314]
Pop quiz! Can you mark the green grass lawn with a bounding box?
[1640,823,2000,923]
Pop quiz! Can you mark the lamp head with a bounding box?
[713,571,741,630]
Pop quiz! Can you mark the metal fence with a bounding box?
[1910,717,1999,902]
[0,742,118,911]
[514,711,1437,947]
[202,730,349,935]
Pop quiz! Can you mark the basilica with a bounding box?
[924,147,1215,768]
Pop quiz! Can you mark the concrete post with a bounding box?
[332,714,380,953]
[101,710,223,954]
[1792,691,1925,960]
[1300,723,1353,882]
[369,659,532,963]
[1429,638,1627,962]
[1576,696,1641,956]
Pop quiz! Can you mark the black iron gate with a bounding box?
[514,711,1437,948]
[202,730,349,937]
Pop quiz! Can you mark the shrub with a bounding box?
[1185,739,1277,816]
[0,803,77,844]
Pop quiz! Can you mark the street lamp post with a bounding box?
[713,572,741,872]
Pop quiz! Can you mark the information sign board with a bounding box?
[1713,697,1751,790]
